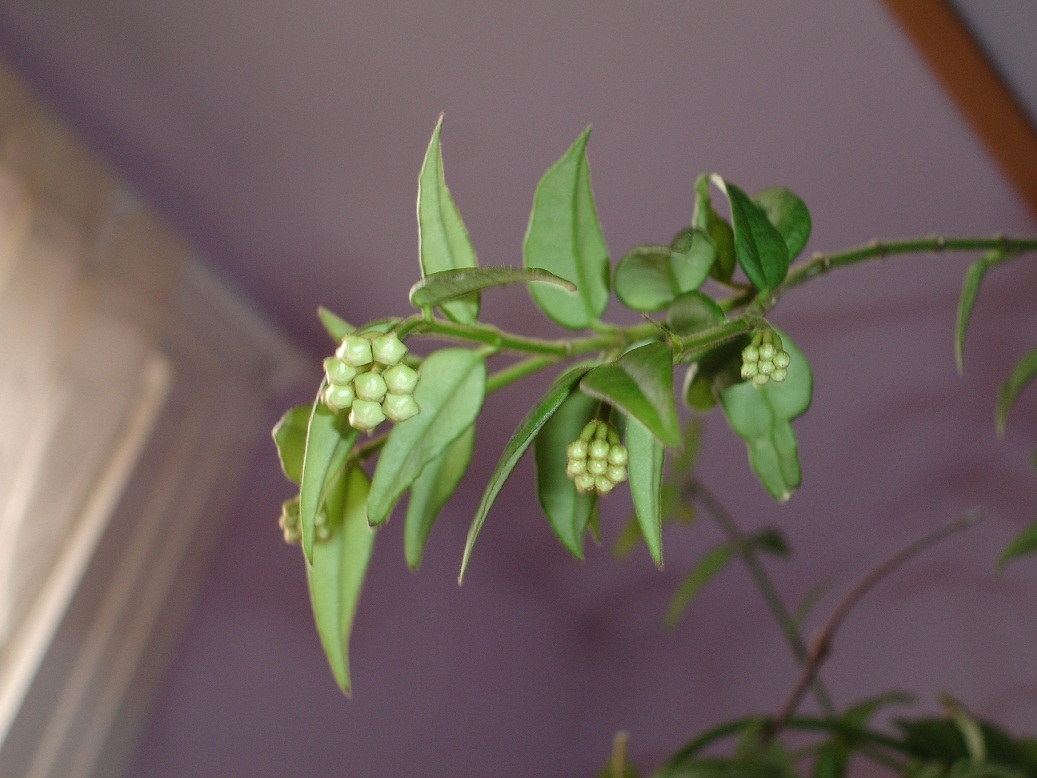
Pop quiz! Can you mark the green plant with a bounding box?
[271,116,1037,776]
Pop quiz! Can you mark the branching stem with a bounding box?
[768,510,981,737]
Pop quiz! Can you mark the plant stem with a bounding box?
[485,356,558,393]
[688,482,837,717]
[776,235,1037,298]
[769,510,981,737]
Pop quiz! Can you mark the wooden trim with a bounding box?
[883,0,1037,222]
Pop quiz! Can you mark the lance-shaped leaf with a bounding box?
[300,385,360,562]
[404,424,476,570]
[460,364,593,581]
[318,306,354,343]
[998,521,1037,571]
[666,545,734,626]
[626,414,665,568]
[368,348,486,525]
[273,403,312,485]
[613,234,715,312]
[710,175,789,293]
[307,465,375,696]
[956,249,1006,374]
[523,127,610,330]
[997,345,1037,437]
[752,187,812,261]
[418,115,479,323]
[409,267,575,309]
[535,390,599,558]
[719,330,812,501]
[580,342,681,449]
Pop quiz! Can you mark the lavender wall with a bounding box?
[0,2,1035,775]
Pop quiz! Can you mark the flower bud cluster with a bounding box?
[323,331,420,431]
[279,498,302,546]
[740,329,791,387]
[566,420,628,496]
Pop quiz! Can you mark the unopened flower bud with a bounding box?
[372,333,408,366]
[337,335,373,367]
[383,392,419,423]
[324,382,355,411]
[349,399,385,431]
[354,371,388,402]
[383,364,418,395]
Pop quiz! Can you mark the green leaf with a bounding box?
[307,466,375,696]
[614,236,714,312]
[752,187,812,261]
[581,343,681,449]
[693,174,736,282]
[627,414,665,568]
[719,329,812,501]
[523,127,610,330]
[368,348,486,525]
[300,385,360,562]
[666,291,726,337]
[272,404,312,485]
[944,698,986,764]
[996,345,1037,437]
[666,544,734,626]
[318,306,354,343]
[812,744,849,778]
[710,175,790,292]
[404,424,476,570]
[417,115,479,324]
[842,691,914,729]
[535,389,599,559]
[409,266,576,309]
[460,364,593,580]
[997,521,1037,571]
[955,250,1004,374]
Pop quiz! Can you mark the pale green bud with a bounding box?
[567,459,587,477]
[383,392,419,423]
[589,439,610,460]
[758,359,774,375]
[774,351,791,369]
[324,356,358,386]
[606,465,627,483]
[574,473,596,493]
[383,364,418,395]
[349,399,385,431]
[337,335,373,367]
[324,382,355,411]
[587,459,607,476]
[595,476,615,494]
[742,345,759,363]
[759,343,776,361]
[353,371,388,402]
[770,367,788,383]
[752,373,769,387]
[567,440,589,461]
[607,445,628,467]
[372,333,408,366]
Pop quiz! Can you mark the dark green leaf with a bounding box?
[812,743,849,778]
[318,306,354,343]
[523,127,610,330]
[627,414,665,568]
[945,698,986,764]
[719,329,812,501]
[693,174,736,282]
[460,364,593,580]
[307,466,375,696]
[954,250,1003,374]
[368,349,486,525]
[996,345,1037,437]
[898,719,970,762]
[273,404,312,485]
[666,545,734,626]
[581,343,681,449]
[614,236,714,312]
[404,424,476,570]
[535,389,599,559]
[753,187,812,261]
[710,175,790,292]
[997,521,1037,571]
[300,385,360,562]
[409,266,576,309]
[418,115,480,323]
